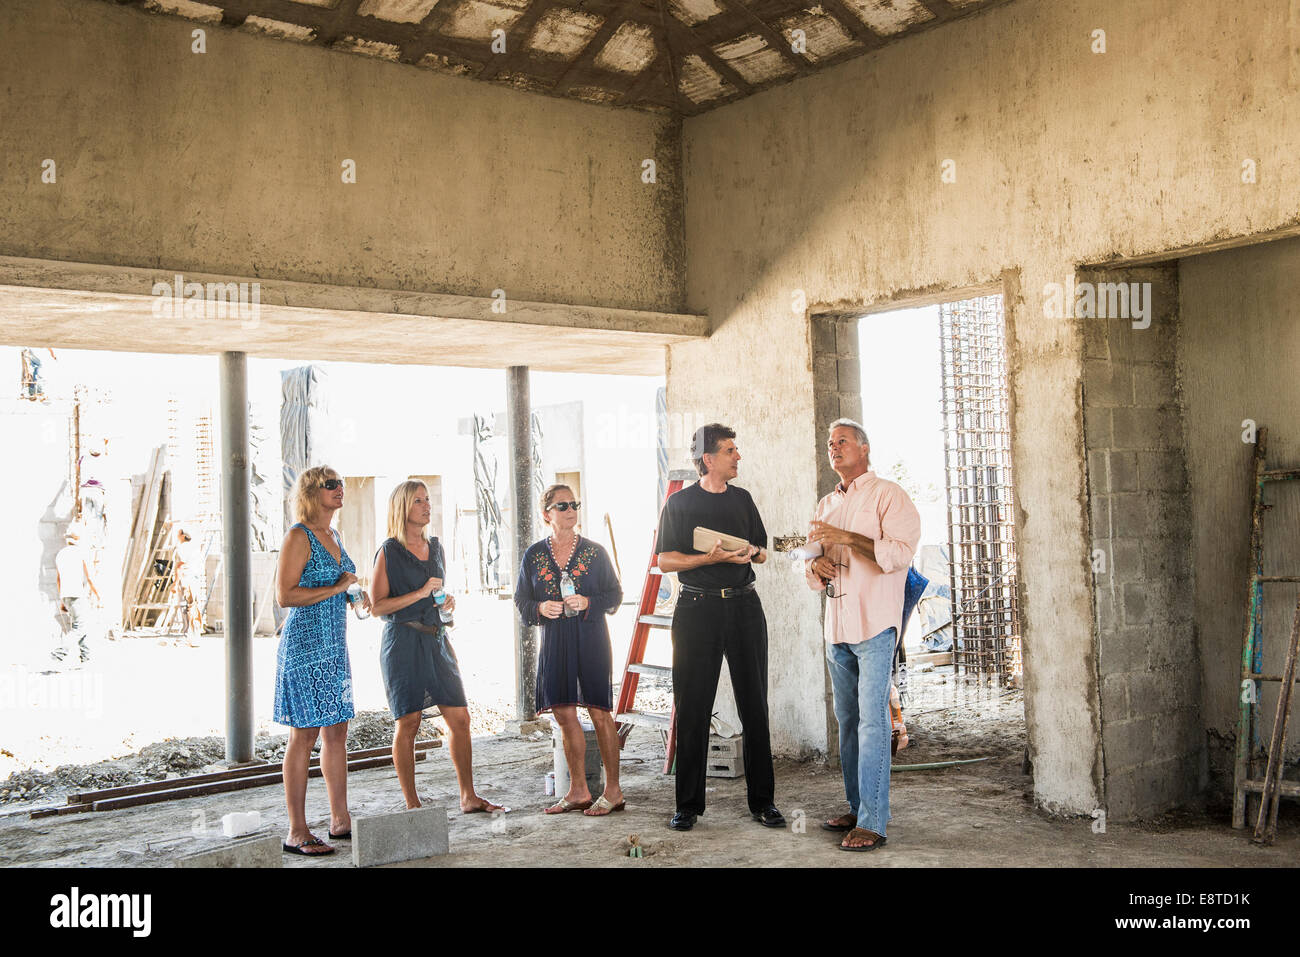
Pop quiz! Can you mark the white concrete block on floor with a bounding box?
[352,807,449,867]
[175,835,282,868]
[221,811,262,837]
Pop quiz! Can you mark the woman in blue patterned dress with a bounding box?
[514,484,625,816]
[273,465,369,857]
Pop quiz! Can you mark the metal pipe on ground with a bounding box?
[891,756,995,771]
[64,739,443,805]
[30,748,433,818]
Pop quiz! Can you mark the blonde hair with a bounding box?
[539,484,574,525]
[292,465,340,526]
[387,480,429,542]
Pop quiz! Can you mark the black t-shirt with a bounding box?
[655,482,767,590]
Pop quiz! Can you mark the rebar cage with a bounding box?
[939,295,1023,683]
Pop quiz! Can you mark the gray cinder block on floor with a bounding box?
[353,807,449,867]
[175,835,282,868]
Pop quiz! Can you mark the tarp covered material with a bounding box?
[279,365,330,532]
[472,413,503,590]
[914,543,954,652]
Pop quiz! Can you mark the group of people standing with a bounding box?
[650,419,920,852]
[272,468,501,856]
[273,414,920,858]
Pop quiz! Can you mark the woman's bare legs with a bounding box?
[583,708,624,815]
[546,705,592,812]
[283,726,331,852]
[393,711,423,808]
[319,720,351,834]
[440,705,502,813]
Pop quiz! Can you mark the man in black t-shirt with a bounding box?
[656,423,784,831]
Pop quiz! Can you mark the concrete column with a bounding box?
[1004,262,1104,816]
[219,351,254,764]
[810,313,863,764]
[507,366,537,722]
[1078,263,1200,821]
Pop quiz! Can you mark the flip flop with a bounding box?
[582,795,626,816]
[544,798,594,814]
[327,830,351,840]
[839,828,886,852]
[283,837,334,856]
[462,801,508,814]
[821,815,856,832]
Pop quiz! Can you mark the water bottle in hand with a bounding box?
[433,587,454,626]
[561,571,578,618]
[346,583,370,620]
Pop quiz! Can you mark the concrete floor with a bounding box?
[3,724,1295,868]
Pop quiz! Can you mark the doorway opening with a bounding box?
[857,292,1024,756]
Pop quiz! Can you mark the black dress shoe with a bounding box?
[751,806,786,828]
[668,811,697,831]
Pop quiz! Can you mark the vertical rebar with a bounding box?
[939,296,1022,684]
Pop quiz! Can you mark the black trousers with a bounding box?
[671,590,775,815]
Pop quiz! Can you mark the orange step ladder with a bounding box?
[615,469,696,773]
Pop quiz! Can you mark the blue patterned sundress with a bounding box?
[273,523,356,728]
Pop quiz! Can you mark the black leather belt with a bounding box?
[679,582,757,599]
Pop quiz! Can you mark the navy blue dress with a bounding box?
[378,536,468,717]
[514,536,622,713]
[273,524,355,728]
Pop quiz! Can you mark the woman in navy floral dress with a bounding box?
[273,465,369,857]
[515,484,624,817]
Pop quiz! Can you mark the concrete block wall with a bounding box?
[1081,264,1203,819]
[811,316,864,498]
[808,315,864,759]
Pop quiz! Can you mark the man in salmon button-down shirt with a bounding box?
[806,418,921,852]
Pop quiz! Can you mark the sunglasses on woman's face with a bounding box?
[548,501,581,512]
[320,479,345,491]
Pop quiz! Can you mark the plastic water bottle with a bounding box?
[433,588,454,626]
[789,541,823,571]
[561,571,578,618]
[346,583,370,619]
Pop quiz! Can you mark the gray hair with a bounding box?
[828,418,869,446]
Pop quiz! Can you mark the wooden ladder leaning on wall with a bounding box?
[1231,427,1300,844]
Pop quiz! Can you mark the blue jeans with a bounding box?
[826,627,896,837]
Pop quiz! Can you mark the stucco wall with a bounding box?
[0,0,685,315]
[676,0,1300,811]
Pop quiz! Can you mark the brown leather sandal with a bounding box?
[839,827,886,851]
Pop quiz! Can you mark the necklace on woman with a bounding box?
[549,533,577,568]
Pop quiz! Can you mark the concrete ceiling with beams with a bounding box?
[102,0,1007,115]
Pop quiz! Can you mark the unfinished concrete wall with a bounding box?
[1081,264,1202,819]
[0,0,685,315]
[1179,237,1300,797]
[676,0,1300,811]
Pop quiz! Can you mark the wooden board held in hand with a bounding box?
[692,526,751,554]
